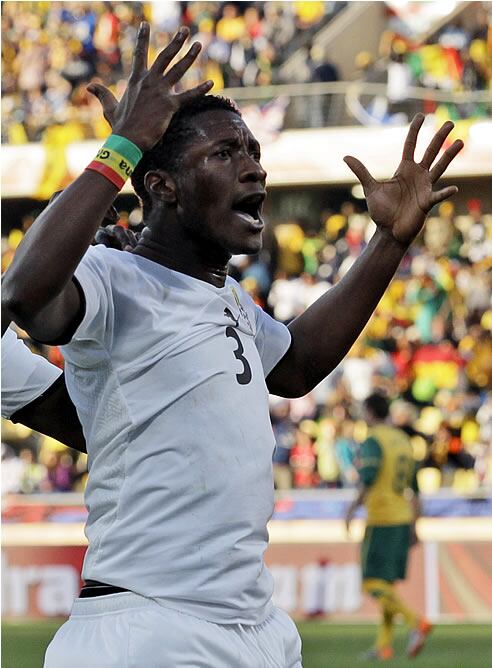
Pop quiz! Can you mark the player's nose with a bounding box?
[238,154,267,183]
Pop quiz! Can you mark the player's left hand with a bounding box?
[344,114,464,246]
[409,523,419,547]
[345,505,356,536]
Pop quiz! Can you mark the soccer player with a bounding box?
[345,392,432,660]
[3,23,462,668]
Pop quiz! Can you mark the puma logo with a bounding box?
[231,287,254,333]
[224,307,239,327]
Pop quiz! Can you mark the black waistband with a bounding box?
[79,580,129,598]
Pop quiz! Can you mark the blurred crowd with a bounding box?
[2,196,491,496]
[236,198,492,494]
[1,0,339,144]
[383,3,491,95]
[2,436,87,495]
[4,1,491,146]
[354,4,492,125]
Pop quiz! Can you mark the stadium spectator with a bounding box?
[43,451,78,493]
[18,447,48,494]
[93,3,122,76]
[271,397,296,490]
[290,428,318,488]
[268,271,304,323]
[314,418,341,488]
[215,3,246,43]
[2,442,30,495]
[307,43,340,126]
[333,418,359,487]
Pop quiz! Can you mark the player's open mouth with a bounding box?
[232,193,266,225]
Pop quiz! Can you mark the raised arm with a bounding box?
[267,115,463,397]
[2,23,212,343]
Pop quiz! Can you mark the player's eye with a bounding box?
[216,149,232,159]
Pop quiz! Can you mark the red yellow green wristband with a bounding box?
[85,135,143,189]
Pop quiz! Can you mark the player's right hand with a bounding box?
[345,507,355,536]
[87,22,213,152]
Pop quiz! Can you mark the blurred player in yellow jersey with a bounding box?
[345,392,432,661]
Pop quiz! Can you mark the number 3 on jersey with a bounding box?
[225,326,252,385]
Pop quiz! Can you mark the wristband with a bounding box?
[85,135,143,189]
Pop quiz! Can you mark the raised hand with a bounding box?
[94,224,139,252]
[87,23,213,152]
[344,114,464,246]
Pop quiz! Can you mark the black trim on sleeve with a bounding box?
[265,336,294,380]
[9,372,66,424]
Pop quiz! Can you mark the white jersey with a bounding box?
[62,245,291,625]
[1,326,62,419]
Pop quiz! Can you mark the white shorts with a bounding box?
[44,591,303,667]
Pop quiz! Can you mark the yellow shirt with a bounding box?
[360,424,416,526]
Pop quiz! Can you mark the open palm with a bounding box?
[344,115,464,246]
[87,23,213,152]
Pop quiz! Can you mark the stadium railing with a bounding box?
[219,80,492,129]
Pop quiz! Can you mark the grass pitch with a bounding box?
[2,620,491,667]
[299,622,492,667]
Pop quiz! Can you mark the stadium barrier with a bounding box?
[2,116,492,198]
[3,493,491,622]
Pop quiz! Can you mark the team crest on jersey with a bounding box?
[231,287,254,333]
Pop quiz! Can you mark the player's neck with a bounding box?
[132,226,230,288]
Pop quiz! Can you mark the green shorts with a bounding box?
[361,524,411,583]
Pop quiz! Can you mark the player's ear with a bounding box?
[144,170,177,205]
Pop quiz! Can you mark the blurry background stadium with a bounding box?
[2,1,492,666]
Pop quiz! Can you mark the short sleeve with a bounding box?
[254,304,292,377]
[69,245,114,351]
[1,327,62,418]
[358,436,383,487]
